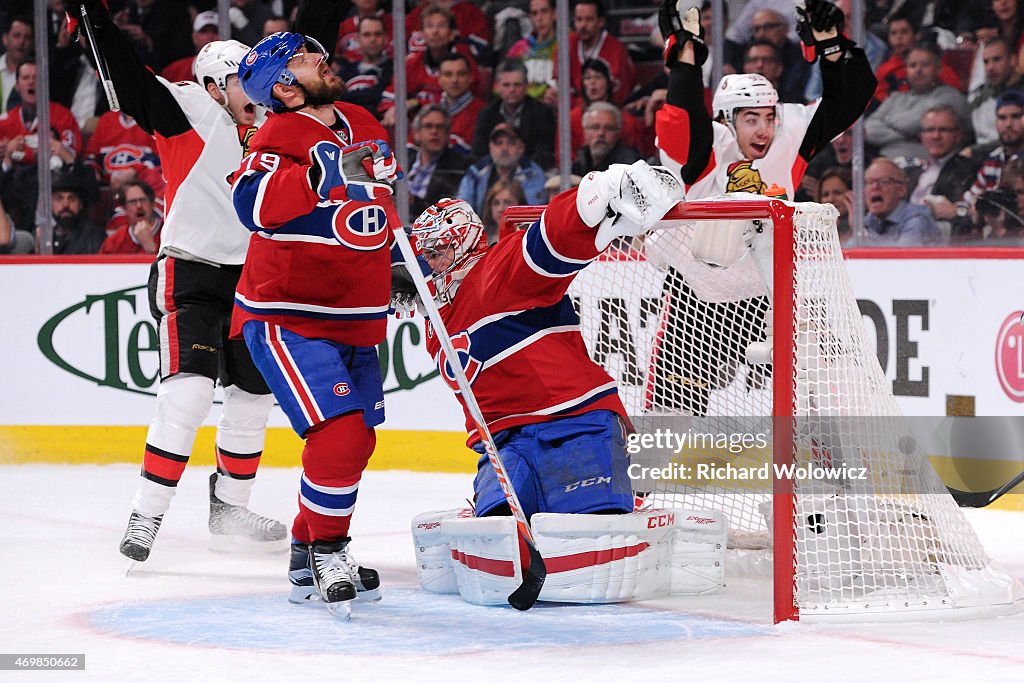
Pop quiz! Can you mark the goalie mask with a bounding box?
[712,74,779,130]
[411,198,487,303]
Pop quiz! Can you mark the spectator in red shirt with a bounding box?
[101,179,162,255]
[564,0,635,106]
[84,109,161,189]
[568,58,644,161]
[0,60,81,171]
[407,0,491,61]
[438,52,484,155]
[336,0,392,63]
[873,13,964,111]
[380,4,477,127]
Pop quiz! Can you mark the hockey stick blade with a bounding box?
[947,467,1024,508]
[508,540,546,610]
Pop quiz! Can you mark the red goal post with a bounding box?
[501,198,1022,623]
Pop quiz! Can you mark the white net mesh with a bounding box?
[507,197,1019,620]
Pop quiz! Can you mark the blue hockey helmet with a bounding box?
[237,31,328,112]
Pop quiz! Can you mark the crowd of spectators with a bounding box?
[3,0,1024,255]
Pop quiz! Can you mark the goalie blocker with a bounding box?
[412,508,727,605]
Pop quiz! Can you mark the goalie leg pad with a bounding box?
[670,510,728,595]
[412,508,473,595]
[441,515,523,606]
[532,511,677,603]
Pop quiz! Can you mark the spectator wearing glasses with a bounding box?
[407,104,471,217]
[862,157,944,245]
[571,101,640,176]
[100,179,162,255]
[865,42,970,159]
[742,40,804,104]
[905,105,980,236]
[745,8,809,107]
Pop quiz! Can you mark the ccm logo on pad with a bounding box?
[647,513,675,528]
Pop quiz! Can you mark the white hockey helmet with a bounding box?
[712,74,779,127]
[411,198,488,303]
[194,39,251,93]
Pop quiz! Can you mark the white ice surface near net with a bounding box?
[1,464,1023,681]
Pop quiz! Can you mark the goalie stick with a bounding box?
[947,468,1024,508]
[391,226,547,610]
[77,5,120,112]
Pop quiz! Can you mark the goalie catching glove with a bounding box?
[659,1,706,67]
[576,160,683,251]
[796,0,851,62]
[308,139,402,203]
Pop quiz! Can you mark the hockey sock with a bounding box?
[134,373,215,517]
[292,412,376,544]
[213,387,275,507]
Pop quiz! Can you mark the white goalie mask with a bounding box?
[411,198,488,303]
[194,39,251,96]
[712,74,779,130]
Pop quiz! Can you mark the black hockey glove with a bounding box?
[62,0,112,39]
[659,0,708,68]
[796,0,850,62]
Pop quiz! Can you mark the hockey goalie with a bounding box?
[402,162,728,606]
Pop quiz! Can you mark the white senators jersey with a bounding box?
[156,78,265,265]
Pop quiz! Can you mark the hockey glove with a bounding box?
[391,263,423,318]
[659,1,707,67]
[308,140,396,203]
[63,0,111,37]
[796,0,850,62]
[579,161,683,251]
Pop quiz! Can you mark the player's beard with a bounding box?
[300,74,344,107]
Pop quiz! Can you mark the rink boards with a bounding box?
[1,252,1022,505]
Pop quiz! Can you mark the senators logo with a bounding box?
[439,331,482,392]
[238,125,258,156]
[725,160,767,194]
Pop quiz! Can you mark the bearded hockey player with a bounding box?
[646,0,876,416]
[230,31,401,620]
[404,164,729,605]
[65,0,290,563]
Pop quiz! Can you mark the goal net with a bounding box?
[502,195,1021,622]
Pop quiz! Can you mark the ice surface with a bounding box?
[1,465,1022,681]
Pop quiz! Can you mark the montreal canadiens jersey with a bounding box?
[425,189,627,446]
[155,77,265,265]
[84,111,160,185]
[230,104,395,348]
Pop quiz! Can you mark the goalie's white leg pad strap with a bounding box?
[670,511,728,595]
[533,511,677,603]
[441,515,522,606]
[411,508,472,595]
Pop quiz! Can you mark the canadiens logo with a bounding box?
[238,125,258,156]
[244,50,257,66]
[725,160,767,194]
[439,331,481,391]
[332,204,389,250]
[103,143,156,172]
[333,383,351,396]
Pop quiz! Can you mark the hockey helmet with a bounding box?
[237,31,328,112]
[194,40,251,93]
[712,74,779,128]
[411,198,488,302]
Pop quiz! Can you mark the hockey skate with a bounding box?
[289,542,381,605]
[307,539,361,620]
[119,510,163,562]
[208,473,288,553]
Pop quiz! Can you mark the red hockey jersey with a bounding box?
[406,0,490,54]
[0,103,82,166]
[84,110,161,186]
[568,31,636,105]
[335,11,393,63]
[425,189,627,446]
[229,105,396,348]
[379,45,478,114]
